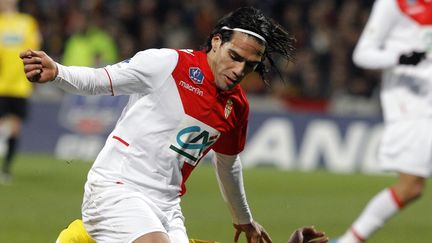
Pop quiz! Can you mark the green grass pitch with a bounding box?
[0,154,430,243]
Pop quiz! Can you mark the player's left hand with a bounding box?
[234,221,272,243]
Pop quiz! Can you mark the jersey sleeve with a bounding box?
[212,105,249,155]
[352,0,401,69]
[53,48,179,96]
[106,48,179,95]
[212,152,253,224]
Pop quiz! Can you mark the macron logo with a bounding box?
[179,81,203,96]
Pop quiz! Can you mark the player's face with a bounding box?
[210,32,265,91]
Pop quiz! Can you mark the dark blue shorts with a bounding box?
[0,97,29,120]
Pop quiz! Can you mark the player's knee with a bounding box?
[133,231,171,243]
[409,183,424,200]
[399,180,425,202]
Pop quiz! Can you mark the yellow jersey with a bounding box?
[0,12,40,98]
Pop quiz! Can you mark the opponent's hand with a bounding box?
[287,226,328,243]
[398,51,426,65]
[19,49,58,83]
[234,221,272,243]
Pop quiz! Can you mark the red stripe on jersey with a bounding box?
[350,228,366,242]
[179,162,195,196]
[389,187,405,208]
[103,68,115,96]
[112,135,129,147]
[397,0,432,25]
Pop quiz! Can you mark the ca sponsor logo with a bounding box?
[169,125,219,165]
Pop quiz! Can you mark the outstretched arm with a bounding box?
[20,48,179,96]
[20,49,113,95]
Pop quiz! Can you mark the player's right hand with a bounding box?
[19,49,58,83]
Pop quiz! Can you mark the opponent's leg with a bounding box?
[335,173,424,243]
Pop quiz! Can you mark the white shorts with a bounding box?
[81,181,189,243]
[379,119,432,177]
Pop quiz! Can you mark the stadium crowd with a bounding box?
[21,0,380,114]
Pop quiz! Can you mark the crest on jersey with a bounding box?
[224,98,233,119]
[189,67,204,84]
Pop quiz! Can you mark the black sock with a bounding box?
[3,137,18,174]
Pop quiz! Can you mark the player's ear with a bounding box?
[211,34,222,52]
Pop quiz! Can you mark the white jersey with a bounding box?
[54,48,252,224]
[353,0,432,121]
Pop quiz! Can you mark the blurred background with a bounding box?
[26,0,380,114]
[4,1,431,243]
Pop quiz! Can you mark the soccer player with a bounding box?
[0,0,40,183]
[332,0,432,242]
[21,6,328,243]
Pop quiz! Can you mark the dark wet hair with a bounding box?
[203,7,296,85]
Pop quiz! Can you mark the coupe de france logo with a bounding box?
[189,67,204,84]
